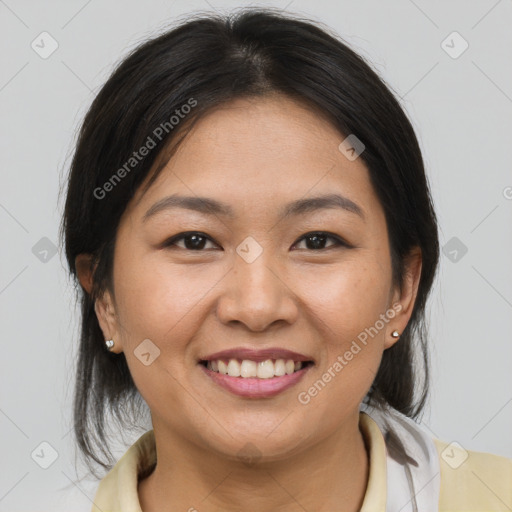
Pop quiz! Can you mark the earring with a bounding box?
[105,339,115,351]
[391,330,400,339]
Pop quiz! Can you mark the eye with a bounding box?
[162,231,349,252]
[162,232,219,251]
[293,231,348,251]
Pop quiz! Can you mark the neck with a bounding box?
[139,412,369,512]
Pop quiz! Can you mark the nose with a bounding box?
[215,249,299,332]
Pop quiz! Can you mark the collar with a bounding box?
[361,403,441,512]
[92,412,389,511]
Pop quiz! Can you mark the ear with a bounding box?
[75,253,95,294]
[385,246,422,349]
[75,253,123,353]
[93,288,123,353]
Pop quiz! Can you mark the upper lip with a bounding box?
[200,347,314,363]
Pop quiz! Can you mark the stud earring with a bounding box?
[105,339,115,351]
[391,330,400,339]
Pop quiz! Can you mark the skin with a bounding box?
[77,93,422,512]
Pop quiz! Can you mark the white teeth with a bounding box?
[218,360,228,375]
[274,359,286,376]
[240,360,257,378]
[257,359,275,379]
[206,358,307,378]
[227,359,241,377]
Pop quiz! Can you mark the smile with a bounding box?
[198,348,314,398]
[202,358,309,378]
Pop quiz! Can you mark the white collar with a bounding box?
[360,403,441,511]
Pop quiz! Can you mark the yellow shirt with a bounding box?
[91,412,512,511]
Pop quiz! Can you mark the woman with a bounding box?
[60,7,511,511]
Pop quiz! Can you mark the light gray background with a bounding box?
[1,0,511,510]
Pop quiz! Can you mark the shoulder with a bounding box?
[434,438,512,511]
[91,430,156,512]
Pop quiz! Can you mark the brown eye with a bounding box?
[293,232,348,251]
[163,232,219,251]
[162,231,349,252]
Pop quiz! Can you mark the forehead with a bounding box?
[130,95,382,222]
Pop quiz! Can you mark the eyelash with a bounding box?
[162,231,350,252]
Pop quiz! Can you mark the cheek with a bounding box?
[113,252,215,339]
[292,254,391,404]
[296,253,392,339]
[110,256,204,413]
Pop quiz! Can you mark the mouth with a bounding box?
[198,348,314,398]
[199,358,314,377]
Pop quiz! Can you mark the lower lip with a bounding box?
[200,364,311,398]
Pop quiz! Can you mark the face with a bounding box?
[87,94,421,461]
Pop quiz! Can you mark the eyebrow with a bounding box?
[142,193,365,223]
